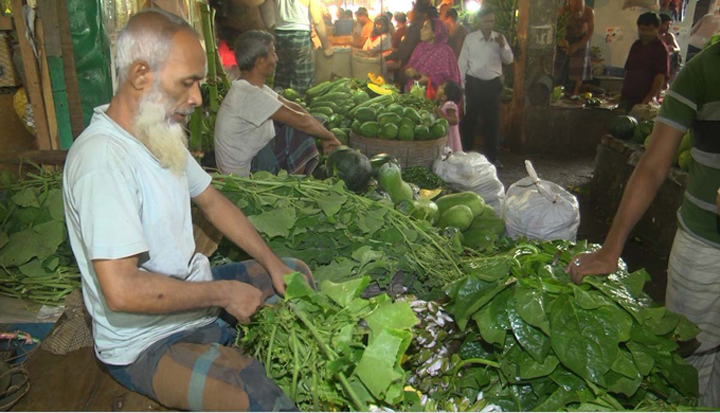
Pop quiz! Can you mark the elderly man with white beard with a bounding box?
[62,9,309,411]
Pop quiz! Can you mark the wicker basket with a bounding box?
[349,132,447,168]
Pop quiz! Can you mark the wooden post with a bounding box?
[35,19,60,150]
[37,0,74,149]
[56,0,85,138]
[11,0,52,150]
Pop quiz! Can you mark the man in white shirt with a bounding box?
[457,7,514,165]
[63,10,308,410]
[214,30,340,177]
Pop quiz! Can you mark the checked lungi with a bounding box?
[252,123,320,177]
[274,30,314,95]
[105,258,315,411]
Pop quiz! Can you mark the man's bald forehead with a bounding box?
[124,9,197,41]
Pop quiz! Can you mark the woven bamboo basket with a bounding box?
[349,131,447,169]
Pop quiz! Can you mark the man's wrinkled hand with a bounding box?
[323,47,334,58]
[223,282,264,324]
[322,137,342,154]
[495,35,505,48]
[269,264,297,296]
[565,249,620,285]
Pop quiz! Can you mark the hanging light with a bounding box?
[466,0,481,13]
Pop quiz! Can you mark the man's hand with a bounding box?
[565,248,620,285]
[418,74,429,85]
[223,281,265,324]
[495,35,505,48]
[566,42,579,54]
[405,67,419,79]
[322,136,342,154]
[323,47,335,58]
[268,263,297,296]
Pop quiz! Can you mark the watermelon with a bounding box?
[610,115,639,140]
[632,119,654,143]
[326,146,372,191]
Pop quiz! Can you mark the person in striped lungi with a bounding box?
[568,42,720,408]
[273,0,333,94]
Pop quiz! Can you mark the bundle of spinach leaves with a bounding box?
[410,240,701,411]
[0,169,80,305]
[238,272,420,411]
[214,172,464,299]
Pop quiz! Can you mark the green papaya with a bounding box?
[429,122,448,139]
[414,125,430,140]
[403,107,421,123]
[354,107,377,123]
[330,128,348,145]
[386,104,404,116]
[435,192,485,217]
[399,118,416,129]
[398,124,414,141]
[437,205,474,231]
[352,90,370,106]
[359,121,380,138]
[379,123,399,140]
[461,228,497,251]
[351,119,362,136]
[378,112,402,126]
[468,215,506,237]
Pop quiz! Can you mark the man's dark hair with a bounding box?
[443,80,462,104]
[356,7,368,16]
[344,9,353,18]
[394,12,407,24]
[412,0,435,22]
[234,30,274,71]
[446,8,459,21]
[427,7,440,18]
[660,13,672,23]
[385,11,393,21]
[637,12,661,27]
[478,7,496,19]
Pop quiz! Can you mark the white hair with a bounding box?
[115,9,196,84]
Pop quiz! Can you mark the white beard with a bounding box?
[132,90,189,175]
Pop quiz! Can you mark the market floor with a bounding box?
[497,152,669,304]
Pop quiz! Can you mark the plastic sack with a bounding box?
[623,0,659,10]
[433,150,506,216]
[503,161,580,241]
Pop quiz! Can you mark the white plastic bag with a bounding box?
[623,0,659,10]
[433,150,506,216]
[503,161,580,241]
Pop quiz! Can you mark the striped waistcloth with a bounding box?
[666,228,720,407]
[252,123,319,176]
[274,30,314,95]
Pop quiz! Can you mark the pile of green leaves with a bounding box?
[238,272,420,411]
[401,166,445,190]
[396,88,437,114]
[411,240,701,411]
[214,172,463,298]
[0,169,80,305]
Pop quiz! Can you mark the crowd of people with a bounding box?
[212,0,516,176]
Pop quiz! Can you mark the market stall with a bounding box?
[0,1,711,411]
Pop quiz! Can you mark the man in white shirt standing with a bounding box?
[458,8,514,165]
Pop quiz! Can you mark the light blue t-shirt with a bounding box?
[63,105,218,365]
